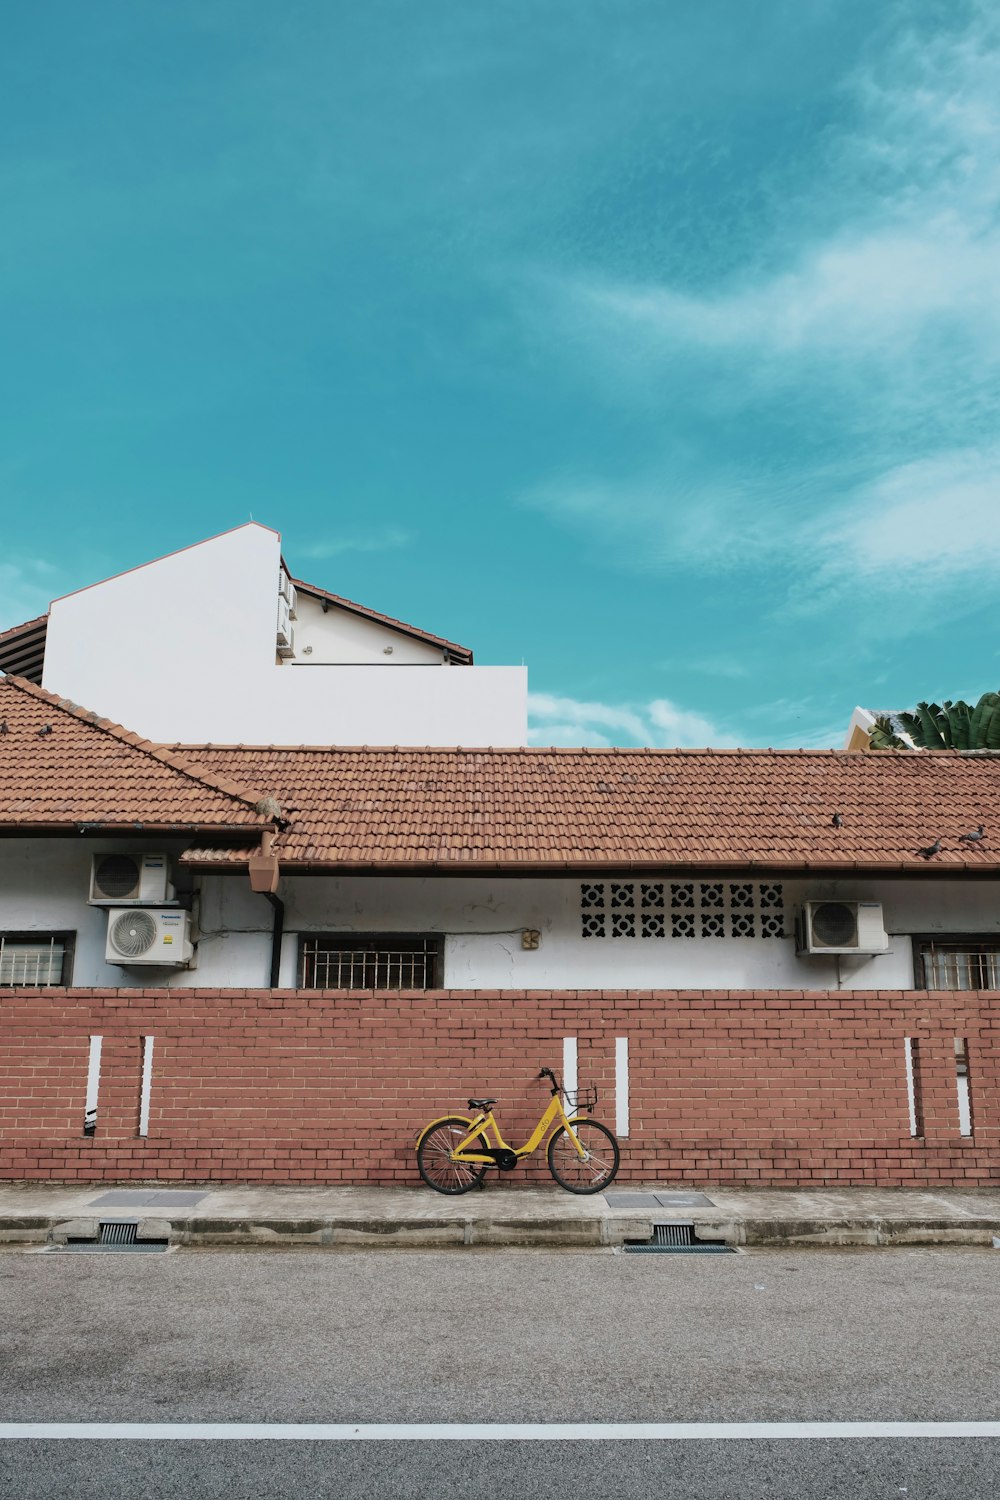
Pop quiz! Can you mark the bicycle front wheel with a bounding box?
[417,1117,489,1195]
[547,1119,620,1194]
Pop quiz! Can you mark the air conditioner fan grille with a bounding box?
[811,902,857,948]
[94,854,141,899]
[110,910,158,958]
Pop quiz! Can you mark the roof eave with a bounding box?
[0,820,272,836]
[179,856,1000,877]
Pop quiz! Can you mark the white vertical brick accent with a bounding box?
[615,1036,629,1138]
[84,1036,103,1133]
[138,1036,155,1137]
[562,1036,578,1108]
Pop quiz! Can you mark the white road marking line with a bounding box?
[2,1423,999,1442]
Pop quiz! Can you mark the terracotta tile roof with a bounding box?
[0,675,273,832]
[0,614,48,684]
[290,575,474,662]
[174,744,1000,874]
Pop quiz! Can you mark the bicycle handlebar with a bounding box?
[538,1066,559,1095]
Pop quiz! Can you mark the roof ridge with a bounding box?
[0,674,272,820]
[171,742,981,757]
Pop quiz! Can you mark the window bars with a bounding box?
[299,935,441,990]
[0,933,71,986]
[917,941,1000,990]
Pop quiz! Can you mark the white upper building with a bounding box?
[6,523,527,746]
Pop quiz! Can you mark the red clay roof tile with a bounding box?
[0,675,272,832]
[174,743,1000,874]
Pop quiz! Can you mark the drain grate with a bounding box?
[624,1221,734,1255]
[56,1219,169,1254]
[653,1222,693,1247]
[100,1220,138,1247]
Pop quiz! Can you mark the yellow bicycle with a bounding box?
[416,1066,620,1195]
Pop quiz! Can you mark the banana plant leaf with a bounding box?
[894,691,1000,750]
[905,702,950,749]
[973,692,1000,749]
[948,699,972,750]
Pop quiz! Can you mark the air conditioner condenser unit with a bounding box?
[279,570,297,617]
[90,852,173,904]
[797,900,889,956]
[106,908,193,968]
[276,595,295,656]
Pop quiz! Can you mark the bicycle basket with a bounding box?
[563,1086,598,1113]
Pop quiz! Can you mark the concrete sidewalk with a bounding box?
[2,1181,1000,1250]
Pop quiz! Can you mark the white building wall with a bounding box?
[292,593,446,664]
[41,524,527,746]
[3,840,999,991]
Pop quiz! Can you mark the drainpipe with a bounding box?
[263,891,284,989]
[248,829,283,989]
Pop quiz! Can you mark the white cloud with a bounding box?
[577,224,1000,361]
[527,439,1000,616]
[296,526,413,561]
[528,690,738,748]
[560,9,1000,373]
[522,8,1000,620]
[810,446,1000,585]
[525,470,793,573]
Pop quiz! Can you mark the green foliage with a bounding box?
[889,691,1000,750]
[867,714,907,750]
[969,692,1000,749]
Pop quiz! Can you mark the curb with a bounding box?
[2,1214,999,1251]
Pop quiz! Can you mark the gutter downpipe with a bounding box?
[248,829,284,989]
[263,891,284,989]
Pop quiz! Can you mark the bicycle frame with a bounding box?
[444,1093,588,1164]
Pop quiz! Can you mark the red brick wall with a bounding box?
[1,988,997,1187]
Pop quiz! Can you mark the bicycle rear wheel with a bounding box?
[547,1119,620,1194]
[417,1116,489,1195]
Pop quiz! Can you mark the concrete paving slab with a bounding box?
[1,1181,999,1250]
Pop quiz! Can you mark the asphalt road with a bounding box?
[1,1246,998,1497]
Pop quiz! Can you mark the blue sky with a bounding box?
[2,1,998,747]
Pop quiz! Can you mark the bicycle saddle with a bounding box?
[468,1097,496,1110]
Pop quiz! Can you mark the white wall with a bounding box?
[0,839,197,990]
[254,873,1000,991]
[44,524,279,733]
[264,664,526,747]
[5,842,996,991]
[41,524,528,746]
[292,592,446,664]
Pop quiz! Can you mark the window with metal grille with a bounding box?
[914,938,1000,990]
[298,935,442,990]
[0,932,75,987]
